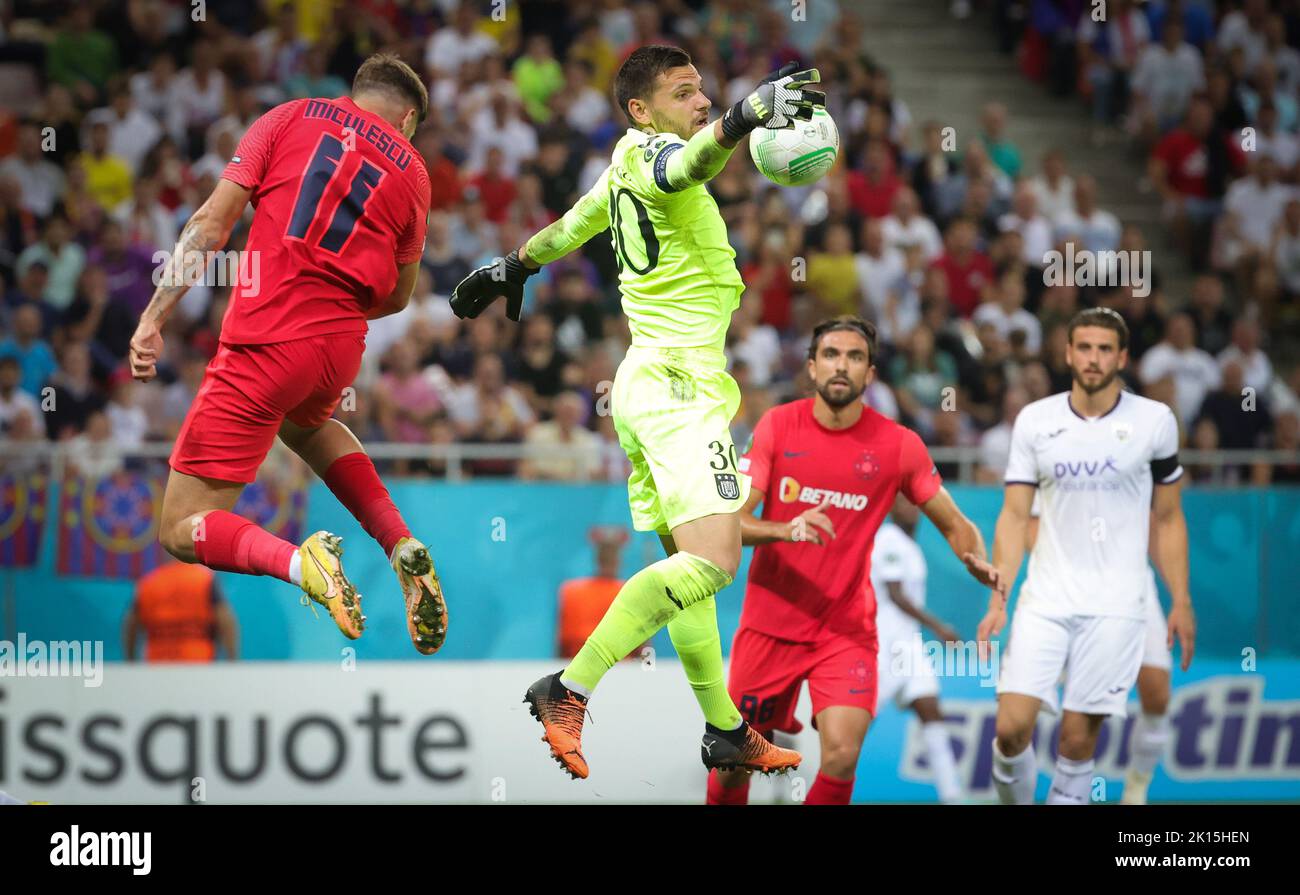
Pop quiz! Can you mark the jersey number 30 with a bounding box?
[609,186,660,274]
[287,133,385,254]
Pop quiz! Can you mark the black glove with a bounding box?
[720,61,825,142]
[448,249,538,322]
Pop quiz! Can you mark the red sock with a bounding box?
[805,770,854,805]
[322,452,411,556]
[193,510,296,582]
[706,770,751,805]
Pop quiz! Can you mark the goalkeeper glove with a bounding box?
[720,61,825,142]
[448,249,538,322]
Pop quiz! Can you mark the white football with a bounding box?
[749,107,840,187]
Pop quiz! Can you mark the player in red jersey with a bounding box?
[706,316,1006,805]
[127,55,448,655]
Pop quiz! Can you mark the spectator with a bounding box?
[1252,409,1300,484]
[515,315,572,412]
[1240,59,1297,133]
[1077,0,1150,126]
[911,120,957,220]
[807,223,860,316]
[0,355,45,437]
[445,352,534,445]
[848,139,903,220]
[468,146,518,225]
[976,384,1029,483]
[76,119,133,212]
[979,102,1022,178]
[15,214,86,312]
[285,44,349,100]
[1130,16,1205,140]
[375,339,446,446]
[974,268,1043,355]
[90,84,163,178]
[425,2,497,80]
[0,305,57,398]
[0,121,66,219]
[1217,318,1273,393]
[882,186,943,262]
[728,293,782,388]
[104,371,148,448]
[1263,13,1300,95]
[1138,312,1221,423]
[1217,0,1270,77]
[931,217,994,318]
[1150,95,1245,266]
[1053,174,1121,253]
[1187,274,1233,356]
[559,58,611,137]
[65,409,123,479]
[43,341,103,440]
[1253,102,1299,182]
[1030,149,1076,225]
[740,228,796,332]
[170,41,228,156]
[556,525,631,659]
[1216,154,1294,295]
[855,217,908,338]
[520,390,601,481]
[89,220,158,318]
[46,5,120,106]
[998,183,1054,265]
[888,324,959,436]
[1273,197,1300,296]
[124,562,238,662]
[513,35,565,124]
[1196,359,1272,451]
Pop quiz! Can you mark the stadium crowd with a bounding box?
[0,0,1297,485]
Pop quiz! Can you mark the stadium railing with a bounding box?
[0,441,1297,483]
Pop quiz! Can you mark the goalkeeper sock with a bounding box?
[668,596,742,729]
[562,551,732,697]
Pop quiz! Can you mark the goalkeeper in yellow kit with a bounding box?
[451,46,824,780]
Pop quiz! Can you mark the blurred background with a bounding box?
[0,0,1297,803]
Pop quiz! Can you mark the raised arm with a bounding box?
[129,178,250,381]
[451,170,611,322]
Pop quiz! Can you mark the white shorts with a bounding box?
[877,629,941,710]
[997,603,1145,717]
[1141,568,1172,672]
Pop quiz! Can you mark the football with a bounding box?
[748,106,840,187]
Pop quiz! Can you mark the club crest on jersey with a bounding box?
[854,450,879,481]
[1112,421,1133,442]
[715,473,740,500]
[777,475,869,510]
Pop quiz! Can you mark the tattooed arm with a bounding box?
[128,178,251,381]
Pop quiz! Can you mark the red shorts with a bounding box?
[170,335,365,484]
[727,626,878,734]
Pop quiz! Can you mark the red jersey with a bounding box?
[738,399,942,645]
[219,96,431,344]
[931,250,994,317]
[1151,129,1246,198]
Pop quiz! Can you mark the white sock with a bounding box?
[287,551,303,587]
[921,721,963,803]
[991,739,1038,804]
[1046,755,1095,805]
[559,675,592,698]
[1130,712,1170,776]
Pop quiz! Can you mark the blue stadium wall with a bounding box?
[8,485,1300,801]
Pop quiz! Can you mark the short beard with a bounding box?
[817,379,864,409]
[1072,366,1119,394]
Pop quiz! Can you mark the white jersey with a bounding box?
[871,520,928,645]
[1005,390,1181,619]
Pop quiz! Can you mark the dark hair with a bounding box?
[353,53,429,124]
[1067,307,1129,350]
[614,45,692,125]
[808,315,879,364]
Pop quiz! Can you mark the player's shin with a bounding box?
[1121,712,1170,804]
[562,551,733,695]
[991,739,1039,805]
[1046,755,1095,805]
[321,451,411,555]
[667,596,742,730]
[192,510,296,582]
[921,721,964,803]
[706,769,751,805]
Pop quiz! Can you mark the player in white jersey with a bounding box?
[977,308,1196,805]
[871,496,965,803]
[1026,493,1175,804]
